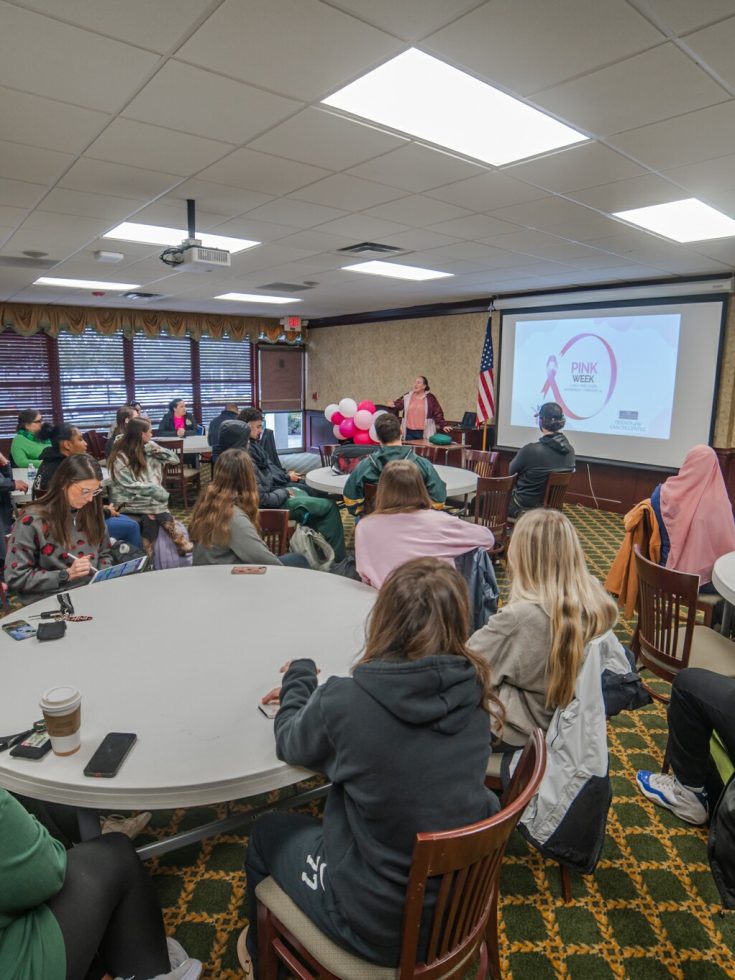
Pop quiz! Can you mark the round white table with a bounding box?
[156,435,210,455]
[306,464,478,497]
[712,551,735,634]
[12,466,109,503]
[0,566,376,852]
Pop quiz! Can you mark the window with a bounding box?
[0,332,54,437]
[133,333,193,427]
[264,411,304,452]
[57,329,127,430]
[198,336,253,424]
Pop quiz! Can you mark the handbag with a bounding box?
[288,524,335,571]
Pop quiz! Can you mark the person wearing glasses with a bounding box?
[10,409,51,468]
[5,454,113,604]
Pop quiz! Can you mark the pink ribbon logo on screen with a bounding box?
[541,332,617,420]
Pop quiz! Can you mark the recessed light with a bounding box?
[613,198,735,243]
[322,48,588,166]
[34,277,141,290]
[342,260,453,281]
[104,222,259,253]
[215,292,301,305]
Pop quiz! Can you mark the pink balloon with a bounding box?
[353,409,374,431]
[331,411,344,426]
[354,430,371,445]
[357,400,376,414]
[333,423,344,441]
[339,417,356,439]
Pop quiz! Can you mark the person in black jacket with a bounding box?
[158,398,196,437]
[0,451,27,580]
[238,557,503,972]
[208,403,239,463]
[509,401,575,517]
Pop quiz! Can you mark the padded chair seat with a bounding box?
[679,626,735,675]
[486,754,503,779]
[182,467,199,478]
[255,877,477,980]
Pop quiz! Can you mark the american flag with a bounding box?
[476,316,495,424]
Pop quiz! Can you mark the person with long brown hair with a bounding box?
[107,417,191,556]
[104,404,139,457]
[5,454,113,603]
[354,459,494,588]
[190,449,308,568]
[468,508,618,749]
[237,557,502,974]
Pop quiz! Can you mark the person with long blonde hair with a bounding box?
[238,558,502,973]
[469,508,618,747]
[189,448,308,568]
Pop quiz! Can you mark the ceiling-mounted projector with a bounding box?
[160,200,231,272]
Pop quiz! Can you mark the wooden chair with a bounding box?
[363,481,378,515]
[462,449,499,480]
[543,470,573,511]
[83,429,107,461]
[308,445,325,466]
[473,475,516,559]
[161,438,200,508]
[634,547,735,696]
[258,509,290,556]
[254,730,546,980]
[321,444,337,468]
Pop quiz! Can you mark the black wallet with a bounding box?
[37,620,67,642]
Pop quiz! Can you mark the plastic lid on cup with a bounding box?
[40,685,81,714]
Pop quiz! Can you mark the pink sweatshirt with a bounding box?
[355,509,495,589]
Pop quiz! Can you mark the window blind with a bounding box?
[58,328,127,430]
[133,333,193,427]
[199,336,254,423]
[0,332,54,437]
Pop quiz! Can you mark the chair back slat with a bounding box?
[474,474,516,554]
[363,481,378,515]
[462,449,498,479]
[258,509,290,556]
[543,470,573,510]
[321,444,336,467]
[634,546,698,681]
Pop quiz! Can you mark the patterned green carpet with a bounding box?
[3,500,735,978]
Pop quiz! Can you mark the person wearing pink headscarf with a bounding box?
[650,445,735,587]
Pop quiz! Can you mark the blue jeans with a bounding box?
[105,516,143,549]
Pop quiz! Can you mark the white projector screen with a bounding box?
[496,297,726,469]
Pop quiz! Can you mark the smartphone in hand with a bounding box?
[258,701,280,720]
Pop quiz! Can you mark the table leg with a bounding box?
[720,601,733,637]
[76,806,102,840]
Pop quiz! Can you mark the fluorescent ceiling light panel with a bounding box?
[34,277,141,290]
[343,260,453,281]
[104,222,259,253]
[613,198,735,243]
[322,48,588,166]
[215,292,300,305]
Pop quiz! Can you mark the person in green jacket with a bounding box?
[343,412,447,516]
[0,788,201,979]
[10,409,51,468]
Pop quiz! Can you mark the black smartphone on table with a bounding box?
[83,732,137,778]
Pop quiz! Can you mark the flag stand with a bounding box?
[481,421,489,452]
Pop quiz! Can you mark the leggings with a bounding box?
[47,833,169,980]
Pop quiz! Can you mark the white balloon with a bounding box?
[324,403,339,423]
[373,409,388,419]
[332,423,343,441]
[338,397,357,418]
[353,409,374,431]
[368,424,378,442]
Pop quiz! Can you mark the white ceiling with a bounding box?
[1,0,735,319]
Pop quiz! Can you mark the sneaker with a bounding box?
[636,770,708,825]
[115,955,202,980]
[237,927,254,979]
[101,811,152,840]
[167,938,189,969]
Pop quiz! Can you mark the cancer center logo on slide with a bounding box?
[541,333,617,420]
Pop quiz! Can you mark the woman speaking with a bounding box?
[388,376,451,440]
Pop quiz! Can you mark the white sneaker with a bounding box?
[101,811,152,840]
[636,770,708,825]
[114,954,202,980]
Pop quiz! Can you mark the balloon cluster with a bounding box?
[324,398,388,445]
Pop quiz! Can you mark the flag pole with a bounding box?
[481,420,488,452]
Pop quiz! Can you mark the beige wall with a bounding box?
[308,296,735,447]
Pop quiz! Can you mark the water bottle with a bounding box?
[27,461,37,486]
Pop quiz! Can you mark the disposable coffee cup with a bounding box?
[39,685,82,756]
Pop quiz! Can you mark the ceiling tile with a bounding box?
[41,188,145,220]
[609,99,735,170]
[313,214,411,240]
[164,180,273,217]
[325,0,487,42]
[426,171,546,211]
[12,0,213,53]
[85,118,233,177]
[490,196,626,240]
[423,0,663,95]
[566,174,687,212]
[683,15,735,89]
[503,143,646,193]
[0,3,160,111]
[274,229,350,252]
[124,61,302,144]
[0,206,29,227]
[290,173,406,209]
[477,229,612,262]
[347,143,486,192]
[426,241,541,267]
[425,214,520,239]
[198,148,330,195]
[202,216,301,242]
[0,140,74,185]
[237,199,349,229]
[662,154,735,212]
[380,228,462,250]
[59,158,183,198]
[0,178,47,209]
[1,211,113,259]
[0,86,109,154]
[363,195,471,226]
[642,0,735,34]
[128,201,226,232]
[533,43,728,136]
[177,0,402,101]
[688,238,735,264]
[248,108,406,171]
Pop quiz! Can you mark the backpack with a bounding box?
[153,521,193,571]
[330,444,379,474]
[709,774,735,909]
[289,524,335,571]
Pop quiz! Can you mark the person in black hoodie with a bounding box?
[208,402,239,463]
[508,401,575,517]
[238,557,502,973]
